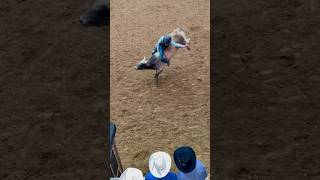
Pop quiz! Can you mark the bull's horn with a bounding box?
[141,57,146,62]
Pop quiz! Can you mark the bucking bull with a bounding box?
[135,28,191,84]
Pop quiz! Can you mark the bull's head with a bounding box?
[135,57,147,70]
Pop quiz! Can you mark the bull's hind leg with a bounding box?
[154,68,164,85]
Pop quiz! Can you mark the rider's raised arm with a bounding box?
[170,41,186,48]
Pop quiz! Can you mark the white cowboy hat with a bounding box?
[149,151,171,178]
[119,167,144,180]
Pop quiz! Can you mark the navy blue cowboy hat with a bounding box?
[173,146,197,173]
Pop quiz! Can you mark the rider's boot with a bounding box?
[160,57,170,66]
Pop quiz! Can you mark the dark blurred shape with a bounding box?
[80,0,109,26]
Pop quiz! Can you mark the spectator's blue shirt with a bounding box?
[145,171,177,180]
[176,160,208,180]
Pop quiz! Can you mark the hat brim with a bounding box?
[120,168,143,180]
[173,147,197,173]
[149,152,171,178]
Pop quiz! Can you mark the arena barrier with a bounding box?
[109,122,123,177]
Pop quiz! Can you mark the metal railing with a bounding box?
[109,122,123,178]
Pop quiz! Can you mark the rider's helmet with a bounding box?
[162,35,172,47]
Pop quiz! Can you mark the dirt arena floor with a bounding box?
[213,0,320,179]
[0,0,108,179]
[110,0,210,173]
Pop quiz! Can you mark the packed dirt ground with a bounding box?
[0,0,108,179]
[213,0,320,179]
[110,0,210,173]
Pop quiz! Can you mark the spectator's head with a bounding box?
[119,167,143,180]
[149,151,171,178]
[173,146,197,173]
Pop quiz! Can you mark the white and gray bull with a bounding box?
[135,28,191,84]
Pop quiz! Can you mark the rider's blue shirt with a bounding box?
[155,35,186,63]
